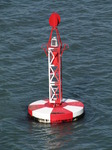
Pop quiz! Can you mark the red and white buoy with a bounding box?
[28,12,84,123]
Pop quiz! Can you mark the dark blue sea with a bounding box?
[0,0,112,149]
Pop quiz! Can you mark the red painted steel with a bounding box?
[49,12,61,27]
[50,107,73,123]
[28,13,84,123]
[28,99,84,123]
[42,13,68,105]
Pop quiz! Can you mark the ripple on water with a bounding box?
[0,0,112,150]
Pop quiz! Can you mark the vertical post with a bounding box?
[42,13,68,105]
[48,34,62,104]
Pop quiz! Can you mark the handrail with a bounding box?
[41,43,48,57]
[61,43,69,56]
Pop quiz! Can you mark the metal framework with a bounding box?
[42,24,68,105]
[48,47,62,104]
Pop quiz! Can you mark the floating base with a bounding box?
[28,98,84,123]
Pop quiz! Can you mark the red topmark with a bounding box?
[49,12,61,28]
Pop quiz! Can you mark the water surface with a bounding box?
[0,0,112,149]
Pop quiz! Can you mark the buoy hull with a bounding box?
[28,99,84,123]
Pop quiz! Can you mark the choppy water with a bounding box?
[0,0,112,150]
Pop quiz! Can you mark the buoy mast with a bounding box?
[42,12,68,105]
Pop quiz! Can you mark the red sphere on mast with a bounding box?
[49,12,61,27]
